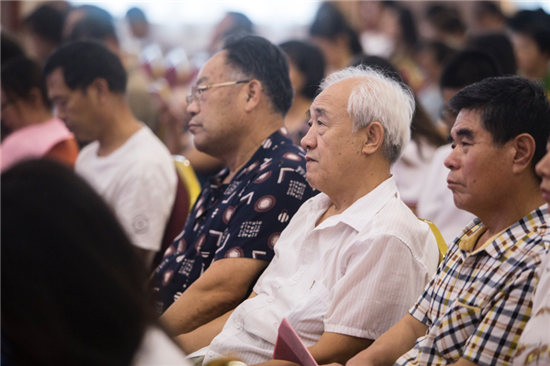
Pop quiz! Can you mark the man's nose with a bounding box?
[444,147,458,170]
[301,127,316,150]
[186,98,199,116]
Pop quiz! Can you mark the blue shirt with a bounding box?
[152,130,316,314]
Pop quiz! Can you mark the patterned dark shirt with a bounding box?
[152,130,316,314]
[396,206,550,366]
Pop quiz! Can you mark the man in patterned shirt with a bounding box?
[152,35,316,335]
[347,76,550,366]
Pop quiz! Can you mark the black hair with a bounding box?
[126,7,148,23]
[466,33,517,75]
[309,2,363,56]
[449,76,550,168]
[223,12,254,39]
[426,4,466,35]
[440,50,502,90]
[68,5,117,43]
[223,35,293,116]
[1,56,52,109]
[472,1,506,22]
[1,160,152,366]
[43,40,127,93]
[23,4,67,45]
[384,2,418,49]
[508,9,550,54]
[279,40,325,100]
[1,31,25,64]
[419,41,456,66]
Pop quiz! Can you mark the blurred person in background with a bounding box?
[207,12,255,55]
[64,4,160,133]
[465,32,517,76]
[23,3,68,64]
[470,1,508,35]
[1,159,189,366]
[1,56,78,172]
[422,4,467,49]
[124,7,153,59]
[44,40,177,268]
[126,7,150,41]
[416,50,502,243]
[1,31,27,141]
[508,8,550,92]
[378,2,423,93]
[309,2,363,74]
[1,31,25,65]
[415,41,456,122]
[357,1,394,58]
[279,39,326,144]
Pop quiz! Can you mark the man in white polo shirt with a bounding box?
[177,66,440,366]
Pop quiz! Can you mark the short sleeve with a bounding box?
[324,234,432,340]
[212,164,314,262]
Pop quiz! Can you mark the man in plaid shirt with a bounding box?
[346,76,550,366]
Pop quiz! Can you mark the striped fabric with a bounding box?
[204,177,439,365]
[396,206,550,366]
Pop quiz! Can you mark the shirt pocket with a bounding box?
[285,280,334,346]
[428,298,483,362]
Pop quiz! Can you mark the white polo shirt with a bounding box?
[204,176,439,365]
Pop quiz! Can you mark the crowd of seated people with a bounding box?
[2,1,550,366]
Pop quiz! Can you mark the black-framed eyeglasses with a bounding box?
[186,80,250,105]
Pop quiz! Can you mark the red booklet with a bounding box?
[273,318,319,366]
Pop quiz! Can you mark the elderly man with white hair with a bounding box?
[177,66,439,366]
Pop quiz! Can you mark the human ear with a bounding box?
[511,133,536,174]
[88,78,110,103]
[362,121,384,155]
[244,80,262,112]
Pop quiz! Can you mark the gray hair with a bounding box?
[320,65,415,164]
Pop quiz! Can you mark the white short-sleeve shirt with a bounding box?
[204,177,439,365]
[76,126,177,254]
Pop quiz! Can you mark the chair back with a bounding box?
[418,218,448,264]
[151,156,201,271]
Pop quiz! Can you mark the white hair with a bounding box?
[320,65,415,164]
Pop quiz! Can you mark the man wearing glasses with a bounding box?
[152,35,316,336]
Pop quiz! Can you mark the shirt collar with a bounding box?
[458,204,549,258]
[209,129,297,187]
[313,176,398,232]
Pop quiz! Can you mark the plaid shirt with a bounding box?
[396,205,550,366]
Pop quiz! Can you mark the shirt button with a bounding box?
[293,274,299,281]
[235,322,242,330]
[267,296,274,303]
[208,351,214,356]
